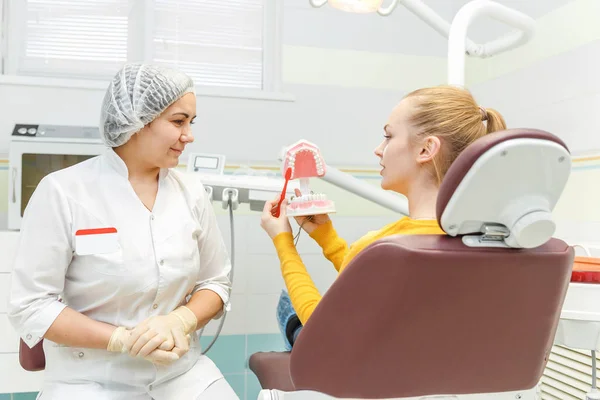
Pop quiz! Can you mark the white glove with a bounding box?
[124,306,197,362]
[107,326,181,366]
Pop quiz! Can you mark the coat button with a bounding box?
[78,352,84,358]
[153,304,158,309]
[26,334,32,340]
[159,260,164,266]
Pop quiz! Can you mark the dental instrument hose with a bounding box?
[201,192,235,355]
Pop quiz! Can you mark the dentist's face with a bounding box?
[132,93,197,169]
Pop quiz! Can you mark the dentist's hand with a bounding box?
[291,189,330,234]
[107,326,181,365]
[143,332,191,366]
[124,306,197,364]
[261,196,292,239]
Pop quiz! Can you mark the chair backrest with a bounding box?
[19,339,45,371]
[287,128,575,399]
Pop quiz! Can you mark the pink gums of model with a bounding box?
[282,140,336,217]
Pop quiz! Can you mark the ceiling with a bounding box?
[283,0,575,56]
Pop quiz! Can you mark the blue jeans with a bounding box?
[276,290,304,350]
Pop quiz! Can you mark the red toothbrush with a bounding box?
[273,167,292,217]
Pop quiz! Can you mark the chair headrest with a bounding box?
[436,128,571,249]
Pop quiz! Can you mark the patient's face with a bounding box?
[374,99,420,195]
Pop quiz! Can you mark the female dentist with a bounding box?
[7,63,239,399]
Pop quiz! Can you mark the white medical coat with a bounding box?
[7,148,232,393]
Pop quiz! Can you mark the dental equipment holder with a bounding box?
[309,0,536,86]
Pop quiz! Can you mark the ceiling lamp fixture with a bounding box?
[307,0,537,87]
[309,0,386,14]
[330,0,384,13]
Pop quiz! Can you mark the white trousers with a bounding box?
[38,350,239,399]
[38,334,239,399]
[37,377,238,400]
[196,378,240,399]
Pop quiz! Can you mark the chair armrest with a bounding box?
[249,351,295,392]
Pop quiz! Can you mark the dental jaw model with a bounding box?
[282,140,336,217]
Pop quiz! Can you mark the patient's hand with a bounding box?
[261,196,293,239]
[292,189,330,234]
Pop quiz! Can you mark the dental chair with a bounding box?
[248,128,575,400]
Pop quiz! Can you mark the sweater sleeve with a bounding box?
[272,232,322,324]
[308,220,349,272]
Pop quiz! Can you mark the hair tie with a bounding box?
[479,106,488,121]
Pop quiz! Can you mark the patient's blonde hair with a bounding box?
[404,85,506,184]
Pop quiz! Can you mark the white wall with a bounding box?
[469,0,600,155]
[0,80,418,166]
[467,0,600,246]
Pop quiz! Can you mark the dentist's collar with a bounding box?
[103,147,168,180]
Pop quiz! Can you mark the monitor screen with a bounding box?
[194,156,219,169]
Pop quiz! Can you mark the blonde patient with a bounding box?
[260,85,507,348]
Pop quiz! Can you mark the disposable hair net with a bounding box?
[100,63,195,147]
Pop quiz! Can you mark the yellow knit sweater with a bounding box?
[272,217,445,324]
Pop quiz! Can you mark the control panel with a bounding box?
[11,124,101,139]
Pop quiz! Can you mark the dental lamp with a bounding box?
[325,0,384,13]
[309,0,536,86]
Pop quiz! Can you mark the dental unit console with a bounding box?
[186,153,299,211]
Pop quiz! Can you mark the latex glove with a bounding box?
[124,306,197,361]
[107,326,180,365]
[143,332,191,366]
